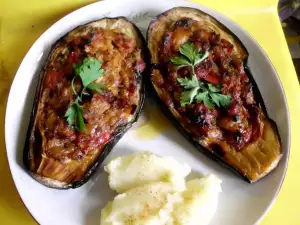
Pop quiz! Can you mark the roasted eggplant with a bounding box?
[24,17,147,189]
[147,7,282,182]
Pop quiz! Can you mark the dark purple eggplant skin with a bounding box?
[147,7,282,183]
[23,17,149,189]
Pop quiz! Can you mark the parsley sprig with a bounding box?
[65,99,85,132]
[171,42,232,108]
[72,58,105,101]
[171,42,209,74]
[65,57,105,131]
[178,79,231,108]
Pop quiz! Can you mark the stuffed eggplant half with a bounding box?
[24,18,147,189]
[147,7,282,182]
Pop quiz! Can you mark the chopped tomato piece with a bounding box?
[67,51,79,64]
[221,39,233,53]
[97,131,111,145]
[46,71,63,90]
[204,73,221,85]
[62,51,80,75]
[228,101,239,116]
[240,72,249,82]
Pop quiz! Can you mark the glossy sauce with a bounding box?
[133,100,172,140]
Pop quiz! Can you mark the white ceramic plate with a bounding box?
[5,0,290,224]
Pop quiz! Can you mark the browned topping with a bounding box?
[31,27,145,182]
[152,18,262,152]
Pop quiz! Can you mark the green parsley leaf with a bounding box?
[195,91,214,108]
[203,97,215,109]
[177,74,232,108]
[65,104,76,126]
[180,87,199,106]
[210,93,232,108]
[66,57,107,131]
[74,57,104,87]
[179,42,197,63]
[75,103,85,132]
[176,41,209,66]
[177,75,199,89]
[194,51,209,66]
[195,91,208,103]
[65,101,86,132]
[86,83,106,94]
[195,90,230,108]
[208,83,222,93]
[170,56,192,67]
[171,41,231,109]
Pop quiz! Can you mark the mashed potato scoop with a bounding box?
[100,175,221,225]
[101,152,222,225]
[104,151,191,193]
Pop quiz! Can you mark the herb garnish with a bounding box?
[65,57,105,131]
[171,42,209,74]
[171,42,231,108]
[73,58,104,88]
[65,99,86,131]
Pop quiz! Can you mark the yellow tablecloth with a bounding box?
[1,0,300,224]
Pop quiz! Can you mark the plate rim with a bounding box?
[4,0,291,224]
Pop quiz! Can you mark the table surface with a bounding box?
[1,0,300,224]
